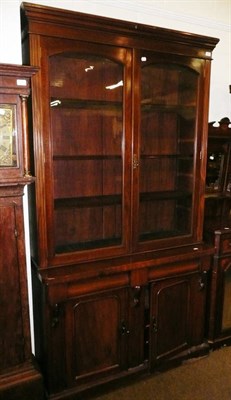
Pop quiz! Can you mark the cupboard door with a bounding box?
[34,37,132,266]
[149,272,207,367]
[46,285,147,394]
[133,51,205,250]
[65,288,129,386]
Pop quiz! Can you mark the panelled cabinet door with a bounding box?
[44,284,148,395]
[149,272,207,367]
[65,288,129,386]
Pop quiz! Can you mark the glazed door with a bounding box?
[33,37,132,266]
[132,51,206,251]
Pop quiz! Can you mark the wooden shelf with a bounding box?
[50,97,122,110]
[140,229,187,241]
[140,154,193,159]
[54,194,122,209]
[54,191,191,210]
[56,237,121,253]
[140,190,192,201]
[53,155,121,160]
[141,102,196,117]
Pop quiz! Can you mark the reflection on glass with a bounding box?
[49,53,124,253]
[139,60,198,242]
[206,152,224,191]
[0,105,17,167]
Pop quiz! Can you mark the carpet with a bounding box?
[93,346,231,400]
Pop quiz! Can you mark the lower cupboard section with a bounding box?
[34,266,210,399]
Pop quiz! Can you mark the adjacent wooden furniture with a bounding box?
[204,118,231,347]
[206,228,231,347]
[204,118,231,234]
[21,3,218,399]
[0,64,43,400]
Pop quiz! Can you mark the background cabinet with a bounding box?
[204,118,231,348]
[21,3,218,399]
[206,229,231,347]
[204,117,231,234]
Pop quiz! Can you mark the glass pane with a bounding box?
[206,151,225,191]
[49,53,124,253]
[0,104,17,167]
[139,61,198,242]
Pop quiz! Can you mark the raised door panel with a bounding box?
[149,272,206,367]
[65,288,128,386]
[150,278,190,366]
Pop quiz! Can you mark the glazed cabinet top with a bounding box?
[21,2,219,270]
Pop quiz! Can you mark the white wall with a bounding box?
[1,0,230,121]
[0,0,230,351]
